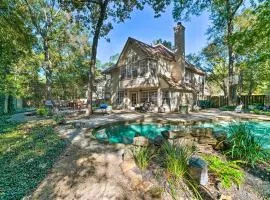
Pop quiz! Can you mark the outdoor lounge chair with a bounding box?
[235,104,243,113]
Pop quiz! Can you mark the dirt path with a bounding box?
[30,128,144,200]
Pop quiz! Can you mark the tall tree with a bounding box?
[153,38,173,49]
[63,0,170,115]
[20,0,71,103]
[173,0,247,104]
[232,1,270,95]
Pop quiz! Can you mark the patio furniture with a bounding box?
[179,105,188,114]
[235,104,243,113]
[140,102,151,112]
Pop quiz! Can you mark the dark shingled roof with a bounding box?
[102,37,205,75]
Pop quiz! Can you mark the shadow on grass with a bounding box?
[0,120,68,200]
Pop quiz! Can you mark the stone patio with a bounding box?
[69,109,270,129]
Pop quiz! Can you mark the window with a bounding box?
[149,91,157,105]
[140,91,157,105]
[149,61,157,75]
[120,66,126,80]
[140,60,148,76]
[141,92,148,103]
[117,91,124,104]
[126,66,132,79]
[162,91,170,105]
[131,65,138,78]
[185,71,192,83]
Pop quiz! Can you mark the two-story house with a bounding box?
[103,22,205,112]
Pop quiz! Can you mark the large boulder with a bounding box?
[133,136,149,147]
[161,130,187,139]
[120,159,137,173]
[151,135,166,146]
[213,131,227,142]
[188,156,208,186]
[122,148,134,161]
[198,137,218,146]
[191,127,213,138]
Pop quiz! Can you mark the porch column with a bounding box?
[157,88,162,107]
[138,91,141,105]
[169,90,172,112]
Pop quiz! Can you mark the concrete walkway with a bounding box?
[31,128,147,200]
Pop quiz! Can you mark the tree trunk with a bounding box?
[227,18,234,105]
[86,0,109,116]
[44,39,53,104]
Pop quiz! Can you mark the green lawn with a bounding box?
[0,117,68,200]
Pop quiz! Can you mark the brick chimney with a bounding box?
[174,22,185,58]
[172,22,185,83]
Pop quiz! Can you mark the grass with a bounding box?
[160,142,202,200]
[203,155,244,188]
[132,146,154,170]
[226,122,269,166]
[161,142,191,180]
[0,119,67,199]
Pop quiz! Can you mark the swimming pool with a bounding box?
[199,120,270,149]
[92,120,270,149]
[93,123,179,144]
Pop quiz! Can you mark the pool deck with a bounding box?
[70,109,270,129]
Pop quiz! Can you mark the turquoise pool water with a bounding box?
[93,123,178,144]
[199,120,270,149]
[93,121,270,149]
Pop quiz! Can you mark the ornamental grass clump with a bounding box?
[133,146,155,170]
[160,142,202,200]
[226,122,269,166]
[203,155,244,188]
[161,142,191,180]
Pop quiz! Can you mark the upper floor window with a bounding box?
[120,59,157,80]
[120,67,126,80]
[132,65,138,78]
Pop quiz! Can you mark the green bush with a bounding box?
[220,105,236,111]
[36,107,49,116]
[198,100,211,109]
[133,146,155,170]
[226,122,269,166]
[53,114,65,124]
[250,109,270,116]
[203,155,244,188]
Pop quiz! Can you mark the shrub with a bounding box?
[198,100,211,109]
[226,122,269,166]
[133,146,154,170]
[53,114,65,124]
[36,107,49,116]
[203,155,244,188]
[220,105,236,111]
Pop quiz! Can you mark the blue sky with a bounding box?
[97,5,210,63]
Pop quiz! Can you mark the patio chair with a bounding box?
[235,104,243,113]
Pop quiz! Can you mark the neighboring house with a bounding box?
[103,22,206,112]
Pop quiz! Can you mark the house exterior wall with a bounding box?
[104,45,201,112]
[104,23,205,112]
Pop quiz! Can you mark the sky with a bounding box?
[97,5,210,63]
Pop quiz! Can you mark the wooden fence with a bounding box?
[206,95,270,108]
